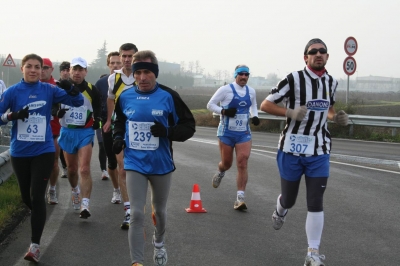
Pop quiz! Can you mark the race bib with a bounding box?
[228,114,248,131]
[64,106,87,126]
[283,134,315,155]
[17,114,46,142]
[128,121,159,150]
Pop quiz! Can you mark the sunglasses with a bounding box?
[237,72,250,77]
[42,66,51,70]
[307,48,327,55]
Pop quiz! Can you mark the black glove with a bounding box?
[92,118,101,130]
[222,108,237,118]
[56,108,69,118]
[251,116,260,126]
[112,136,125,154]
[150,121,168,137]
[10,106,29,121]
[56,80,80,96]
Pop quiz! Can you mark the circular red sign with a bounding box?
[343,56,357,75]
[344,37,358,56]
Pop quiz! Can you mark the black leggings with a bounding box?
[11,152,54,244]
[59,148,67,169]
[102,128,117,170]
[98,141,107,171]
[280,176,327,212]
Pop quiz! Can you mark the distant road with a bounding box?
[0,127,399,265]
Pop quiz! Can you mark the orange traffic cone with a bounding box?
[185,184,207,213]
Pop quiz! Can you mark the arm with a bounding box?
[91,85,102,120]
[206,86,232,114]
[112,96,126,139]
[103,98,115,132]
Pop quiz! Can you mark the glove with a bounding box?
[286,105,307,121]
[251,116,260,126]
[10,106,29,121]
[222,108,237,118]
[92,118,101,130]
[150,121,168,137]
[56,108,69,118]
[56,80,80,96]
[112,137,125,154]
[333,110,349,126]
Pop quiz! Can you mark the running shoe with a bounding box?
[47,189,58,205]
[111,189,122,204]
[80,203,91,219]
[212,172,224,188]
[71,191,81,210]
[61,167,67,178]
[23,243,40,263]
[121,208,130,230]
[304,250,325,266]
[152,237,167,266]
[101,170,109,180]
[272,209,287,230]
[234,194,247,210]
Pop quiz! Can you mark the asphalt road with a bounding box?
[0,127,399,265]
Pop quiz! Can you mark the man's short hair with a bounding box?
[107,51,120,66]
[132,50,158,65]
[119,43,138,53]
[59,61,70,71]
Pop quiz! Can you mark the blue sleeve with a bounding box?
[53,86,84,107]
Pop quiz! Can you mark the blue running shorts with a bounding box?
[58,127,95,154]
[219,134,251,147]
[276,150,330,181]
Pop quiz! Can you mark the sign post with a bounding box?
[343,37,358,104]
[2,54,16,87]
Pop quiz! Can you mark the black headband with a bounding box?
[304,38,327,55]
[131,62,159,78]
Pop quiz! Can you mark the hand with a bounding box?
[103,121,111,132]
[286,105,307,121]
[251,116,260,126]
[333,110,349,126]
[223,108,237,118]
[150,121,168,137]
[10,106,29,121]
[112,137,125,154]
[56,80,80,96]
[56,108,69,118]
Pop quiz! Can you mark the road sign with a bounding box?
[344,37,358,56]
[343,56,357,76]
[2,54,16,67]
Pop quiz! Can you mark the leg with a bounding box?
[64,152,79,189]
[47,137,60,204]
[77,144,93,199]
[234,140,251,191]
[117,151,128,203]
[102,128,119,189]
[218,139,234,172]
[126,171,148,265]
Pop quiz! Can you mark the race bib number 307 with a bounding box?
[283,134,315,155]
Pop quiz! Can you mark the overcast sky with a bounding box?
[1,0,399,80]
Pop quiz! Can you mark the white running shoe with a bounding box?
[101,170,109,180]
[80,203,91,219]
[234,194,247,210]
[60,167,67,178]
[111,189,122,204]
[304,250,325,266]
[153,236,167,266]
[71,191,81,210]
[272,209,287,230]
[212,172,224,188]
[121,208,130,230]
[24,243,40,263]
[47,189,58,205]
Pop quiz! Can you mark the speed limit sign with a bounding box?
[344,37,358,56]
[343,56,357,75]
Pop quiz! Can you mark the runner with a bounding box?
[58,61,70,178]
[0,53,83,263]
[260,38,349,266]
[113,50,195,266]
[207,64,259,210]
[58,56,102,219]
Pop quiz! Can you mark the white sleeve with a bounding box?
[249,88,258,117]
[206,85,233,114]
[107,74,116,100]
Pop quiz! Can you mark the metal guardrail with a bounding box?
[0,147,12,185]
[213,111,400,136]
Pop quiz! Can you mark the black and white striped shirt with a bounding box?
[266,67,338,156]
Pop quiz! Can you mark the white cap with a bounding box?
[71,57,87,68]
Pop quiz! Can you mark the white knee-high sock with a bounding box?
[276,194,287,216]
[306,211,324,251]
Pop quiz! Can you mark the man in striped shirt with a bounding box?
[260,38,348,266]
